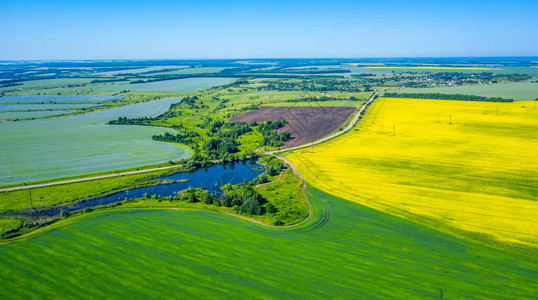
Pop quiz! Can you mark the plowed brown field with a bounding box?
[229,106,355,147]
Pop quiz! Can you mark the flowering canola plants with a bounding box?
[286,97,538,249]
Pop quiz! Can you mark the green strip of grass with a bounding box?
[255,169,308,225]
[0,168,178,212]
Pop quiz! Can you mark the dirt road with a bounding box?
[0,165,183,193]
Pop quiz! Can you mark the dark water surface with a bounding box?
[32,160,263,217]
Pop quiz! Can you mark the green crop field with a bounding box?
[0,98,190,186]
[99,77,237,93]
[0,80,130,96]
[0,104,101,111]
[397,82,538,100]
[0,110,76,120]
[95,65,189,76]
[0,95,122,104]
[145,67,230,76]
[0,188,535,299]
[0,78,94,91]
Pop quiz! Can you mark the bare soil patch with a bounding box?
[229,106,355,148]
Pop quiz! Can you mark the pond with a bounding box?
[29,160,264,217]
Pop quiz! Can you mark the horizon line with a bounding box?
[1,56,538,63]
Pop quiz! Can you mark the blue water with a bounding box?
[30,160,263,217]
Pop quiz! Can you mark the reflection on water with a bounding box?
[29,160,263,217]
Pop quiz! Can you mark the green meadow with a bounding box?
[397,82,538,100]
[262,99,364,107]
[0,188,535,299]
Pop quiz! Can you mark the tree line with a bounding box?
[383,92,513,102]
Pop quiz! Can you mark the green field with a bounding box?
[145,67,230,76]
[0,104,101,111]
[262,100,364,107]
[0,218,21,232]
[0,95,121,104]
[0,188,535,298]
[0,79,133,96]
[95,65,189,76]
[0,78,94,92]
[99,77,237,93]
[397,82,538,100]
[0,110,76,120]
[0,98,190,186]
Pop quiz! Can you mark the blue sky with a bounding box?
[1,0,537,59]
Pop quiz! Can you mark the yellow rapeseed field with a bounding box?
[286,97,538,249]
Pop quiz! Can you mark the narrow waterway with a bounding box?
[27,160,264,217]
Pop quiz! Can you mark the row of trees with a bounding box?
[108,116,157,125]
[258,120,292,147]
[383,92,514,102]
[152,131,200,145]
[180,183,272,216]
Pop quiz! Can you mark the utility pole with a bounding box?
[29,189,33,209]
[393,123,396,136]
[497,105,499,116]
[449,114,452,124]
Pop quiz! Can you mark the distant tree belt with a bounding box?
[131,73,345,80]
[283,96,362,102]
[383,92,514,102]
[243,69,352,74]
